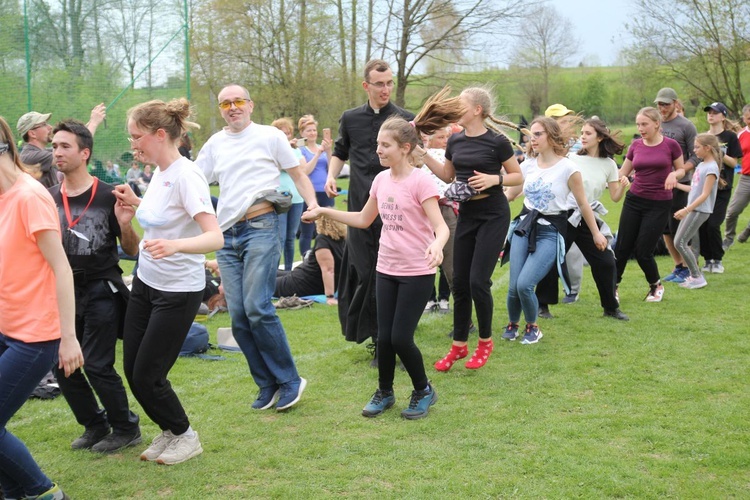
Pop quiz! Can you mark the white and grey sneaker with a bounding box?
[712,261,724,274]
[140,431,175,461]
[156,431,203,465]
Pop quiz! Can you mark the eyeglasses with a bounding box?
[127,134,149,146]
[366,81,395,90]
[218,98,250,110]
[531,131,545,138]
[31,123,48,131]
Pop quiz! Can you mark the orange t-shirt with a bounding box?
[0,172,62,342]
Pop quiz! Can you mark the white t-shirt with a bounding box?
[135,157,215,292]
[195,122,299,231]
[567,154,618,207]
[521,156,579,215]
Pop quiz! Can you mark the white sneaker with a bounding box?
[644,283,664,302]
[438,299,450,313]
[712,261,724,274]
[156,431,203,465]
[140,431,175,461]
[423,300,437,313]
[701,260,713,273]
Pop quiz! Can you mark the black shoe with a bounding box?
[91,428,143,453]
[71,426,111,450]
[446,323,476,338]
[538,305,554,319]
[603,308,630,321]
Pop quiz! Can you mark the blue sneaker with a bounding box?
[276,377,307,411]
[251,385,280,410]
[401,384,437,420]
[520,324,543,345]
[501,322,520,341]
[362,389,395,417]
[671,266,690,284]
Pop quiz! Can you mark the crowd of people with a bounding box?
[2,57,750,497]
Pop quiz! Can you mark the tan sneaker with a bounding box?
[140,430,175,461]
[156,431,203,465]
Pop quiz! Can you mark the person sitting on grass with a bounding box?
[303,92,459,419]
[275,215,346,306]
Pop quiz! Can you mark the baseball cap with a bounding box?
[544,104,574,118]
[17,111,52,136]
[703,102,728,116]
[654,88,678,104]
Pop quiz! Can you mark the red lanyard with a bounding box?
[61,177,99,230]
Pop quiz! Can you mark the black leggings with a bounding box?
[615,192,671,285]
[123,277,203,435]
[452,195,510,341]
[375,272,433,392]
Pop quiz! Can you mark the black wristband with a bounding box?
[498,174,503,186]
[326,294,334,298]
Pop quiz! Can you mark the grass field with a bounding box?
[11,182,750,499]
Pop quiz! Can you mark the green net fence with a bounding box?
[1,0,190,171]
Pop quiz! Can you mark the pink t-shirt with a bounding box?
[0,173,62,342]
[370,168,439,276]
[626,137,682,201]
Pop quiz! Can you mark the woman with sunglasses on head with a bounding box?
[503,117,606,344]
[420,87,523,371]
[113,98,223,465]
[0,116,83,500]
[614,107,685,303]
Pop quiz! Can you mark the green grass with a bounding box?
[11,184,750,498]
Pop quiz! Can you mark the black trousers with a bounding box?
[55,279,139,433]
[123,277,203,435]
[616,192,672,285]
[452,195,509,341]
[699,189,730,261]
[376,273,433,392]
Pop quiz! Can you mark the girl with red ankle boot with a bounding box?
[421,87,523,371]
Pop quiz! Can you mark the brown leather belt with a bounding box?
[239,202,274,222]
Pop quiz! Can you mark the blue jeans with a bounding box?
[277,202,304,271]
[0,334,57,498]
[218,213,300,391]
[507,223,559,324]
[299,192,335,256]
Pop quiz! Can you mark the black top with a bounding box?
[275,234,345,298]
[332,101,414,211]
[445,130,515,196]
[49,180,124,283]
[715,129,742,191]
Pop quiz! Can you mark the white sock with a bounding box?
[178,426,196,438]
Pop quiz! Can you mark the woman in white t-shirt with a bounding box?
[303,109,456,420]
[504,117,606,344]
[114,98,223,465]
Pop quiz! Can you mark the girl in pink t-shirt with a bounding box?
[304,112,453,420]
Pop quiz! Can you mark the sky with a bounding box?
[547,0,635,66]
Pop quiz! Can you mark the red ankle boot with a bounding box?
[465,339,494,369]
[434,344,468,372]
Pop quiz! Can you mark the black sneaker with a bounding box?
[91,428,143,453]
[446,322,476,338]
[71,426,111,450]
[603,308,630,321]
[538,304,554,319]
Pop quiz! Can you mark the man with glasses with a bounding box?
[653,87,698,283]
[195,84,317,411]
[324,59,414,357]
[17,105,107,188]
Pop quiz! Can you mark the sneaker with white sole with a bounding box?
[701,260,714,273]
[276,377,307,411]
[644,283,664,302]
[680,275,708,289]
[520,324,543,344]
[140,430,175,461]
[156,431,203,465]
[423,300,437,313]
[712,261,724,274]
[438,299,450,314]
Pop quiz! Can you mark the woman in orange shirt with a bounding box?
[0,117,83,500]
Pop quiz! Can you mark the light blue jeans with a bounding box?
[0,334,57,498]
[277,202,304,271]
[218,213,301,392]
[507,223,559,324]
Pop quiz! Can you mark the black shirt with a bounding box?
[715,129,742,191]
[275,235,345,297]
[49,180,124,282]
[332,101,414,211]
[445,129,515,196]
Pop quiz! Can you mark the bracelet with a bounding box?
[326,294,334,298]
[498,174,503,186]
